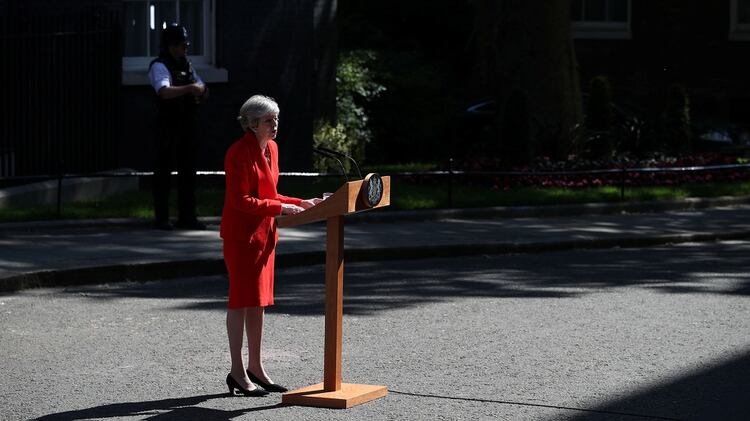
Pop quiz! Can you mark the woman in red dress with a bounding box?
[221,95,321,396]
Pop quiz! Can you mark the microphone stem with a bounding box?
[312,148,349,181]
[319,147,362,179]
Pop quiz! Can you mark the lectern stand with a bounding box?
[277,174,390,409]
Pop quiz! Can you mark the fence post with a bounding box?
[56,159,64,219]
[56,174,63,219]
[620,167,626,201]
[448,158,454,208]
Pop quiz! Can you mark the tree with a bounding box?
[585,75,615,158]
[470,0,583,161]
[661,83,692,154]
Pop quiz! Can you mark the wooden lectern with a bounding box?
[277,173,390,409]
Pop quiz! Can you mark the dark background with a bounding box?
[2,0,750,175]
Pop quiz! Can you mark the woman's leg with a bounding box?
[245,306,273,383]
[227,307,254,389]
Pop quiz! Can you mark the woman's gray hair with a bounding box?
[237,95,280,131]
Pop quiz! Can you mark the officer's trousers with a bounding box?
[153,116,197,223]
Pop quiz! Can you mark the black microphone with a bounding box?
[312,148,349,182]
[316,146,363,179]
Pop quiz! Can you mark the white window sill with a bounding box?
[122,65,228,86]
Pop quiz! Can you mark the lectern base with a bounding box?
[281,383,387,409]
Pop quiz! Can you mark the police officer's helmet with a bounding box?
[161,23,189,48]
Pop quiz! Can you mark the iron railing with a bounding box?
[2,161,749,218]
[0,7,121,178]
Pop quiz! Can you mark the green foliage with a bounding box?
[6,179,750,222]
[662,83,692,154]
[312,122,349,172]
[313,50,385,173]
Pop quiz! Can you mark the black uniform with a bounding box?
[149,53,199,226]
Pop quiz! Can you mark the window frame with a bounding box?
[571,0,632,40]
[730,0,750,40]
[122,0,227,85]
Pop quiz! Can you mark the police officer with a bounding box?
[148,23,207,230]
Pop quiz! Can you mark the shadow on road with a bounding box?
[565,349,750,421]
[55,241,750,316]
[26,242,750,420]
[34,393,284,421]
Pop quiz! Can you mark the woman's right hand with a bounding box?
[299,198,324,209]
[281,204,305,215]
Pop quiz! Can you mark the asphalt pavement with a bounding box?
[2,198,750,420]
[1,244,749,420]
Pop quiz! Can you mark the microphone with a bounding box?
[316,146,363,179]
[312,148,349,181]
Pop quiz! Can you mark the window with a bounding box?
[122,0,227,85]
[571,0,631,39]
[730,0,750,40]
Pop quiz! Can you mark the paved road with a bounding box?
[2,241,749,420]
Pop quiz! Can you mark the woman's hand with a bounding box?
[281,204,305,215]
[300,198,324,209]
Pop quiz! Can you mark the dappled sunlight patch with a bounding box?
[0,260,36,270]
[173,230,219,239]
[577,226,625,234]
[648,271,750,295]
[279,229,324,241]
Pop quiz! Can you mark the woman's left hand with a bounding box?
[300,198,324,209]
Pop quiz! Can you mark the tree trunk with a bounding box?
[471,0,582,160]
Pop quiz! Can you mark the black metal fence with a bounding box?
[2,161,749,218]
[0,4,121,177]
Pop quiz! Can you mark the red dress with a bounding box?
[220,131,302,308]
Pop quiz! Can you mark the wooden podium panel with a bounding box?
[277,174,390,409]
[282,383,388,409]
[276,176,390,228]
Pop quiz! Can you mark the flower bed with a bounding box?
[452,153,750,190]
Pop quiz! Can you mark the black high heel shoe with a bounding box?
[226,373,269,397]
[246,369,289,393]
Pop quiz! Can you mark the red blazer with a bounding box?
[220,131,302,248]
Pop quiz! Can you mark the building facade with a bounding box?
[573,0,750,128]
[4,1,750,177]
[1,0,336,177]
